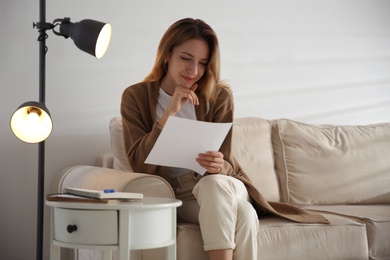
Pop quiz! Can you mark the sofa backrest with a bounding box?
[109,116,390,205]
[231,117,281,202]
[272,119,390,205]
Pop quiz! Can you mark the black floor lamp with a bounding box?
[9,0,112,259]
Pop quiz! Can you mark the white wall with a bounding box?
[1,0,389,259]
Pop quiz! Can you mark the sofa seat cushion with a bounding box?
[303,205,390,260]
[258,213,368,260]
[272,119,390,204]
[177,224,208,260]
[176,214,368,260]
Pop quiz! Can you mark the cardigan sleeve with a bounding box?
[120,83,164,175]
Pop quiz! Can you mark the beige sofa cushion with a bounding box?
[109,117,133,172]
[272,119,390,204]
[176,212,369,260]
[232,117,280,202]
[303,204,390,260]
[258,212,368,260]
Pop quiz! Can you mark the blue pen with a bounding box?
[104,189,115,193]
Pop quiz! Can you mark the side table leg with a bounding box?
[166,244,176,260]
[118,210,131,260]
[50,243,61,260]
[102,250,112,260]
[166,207,177,260]
[50,207,61,260]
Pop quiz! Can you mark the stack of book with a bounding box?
[47,188,143,203]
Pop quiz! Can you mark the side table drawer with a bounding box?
[53,208,118,245]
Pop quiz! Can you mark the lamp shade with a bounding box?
[10,101,53,143]
[59,19,112,59]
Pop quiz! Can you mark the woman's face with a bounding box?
[165,38,209,89]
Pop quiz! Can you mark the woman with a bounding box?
[121,18,329,260]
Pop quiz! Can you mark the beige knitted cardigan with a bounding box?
[121,81,330,224]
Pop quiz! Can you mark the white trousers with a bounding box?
[192,175,259,260]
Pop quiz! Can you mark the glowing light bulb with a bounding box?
[27,111,40,124]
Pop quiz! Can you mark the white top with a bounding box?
[156,87,197,179]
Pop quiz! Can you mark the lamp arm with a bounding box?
[51,17,71,38]
[33,21,54,31]
[33,18,72,39]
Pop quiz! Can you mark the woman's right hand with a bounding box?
[158,84,199,127]
[171,83,199,111]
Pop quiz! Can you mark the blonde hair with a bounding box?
[144,18,229,103]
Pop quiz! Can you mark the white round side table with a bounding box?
[46,197,182,260]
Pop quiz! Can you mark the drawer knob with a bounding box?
[67,224,78,233]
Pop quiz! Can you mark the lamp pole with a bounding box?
[36,0,47,259]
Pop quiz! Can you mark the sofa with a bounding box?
[52,117,390,260]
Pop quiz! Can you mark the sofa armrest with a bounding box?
[51,165,175,199]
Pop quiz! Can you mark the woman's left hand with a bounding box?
[196,151,224,174]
